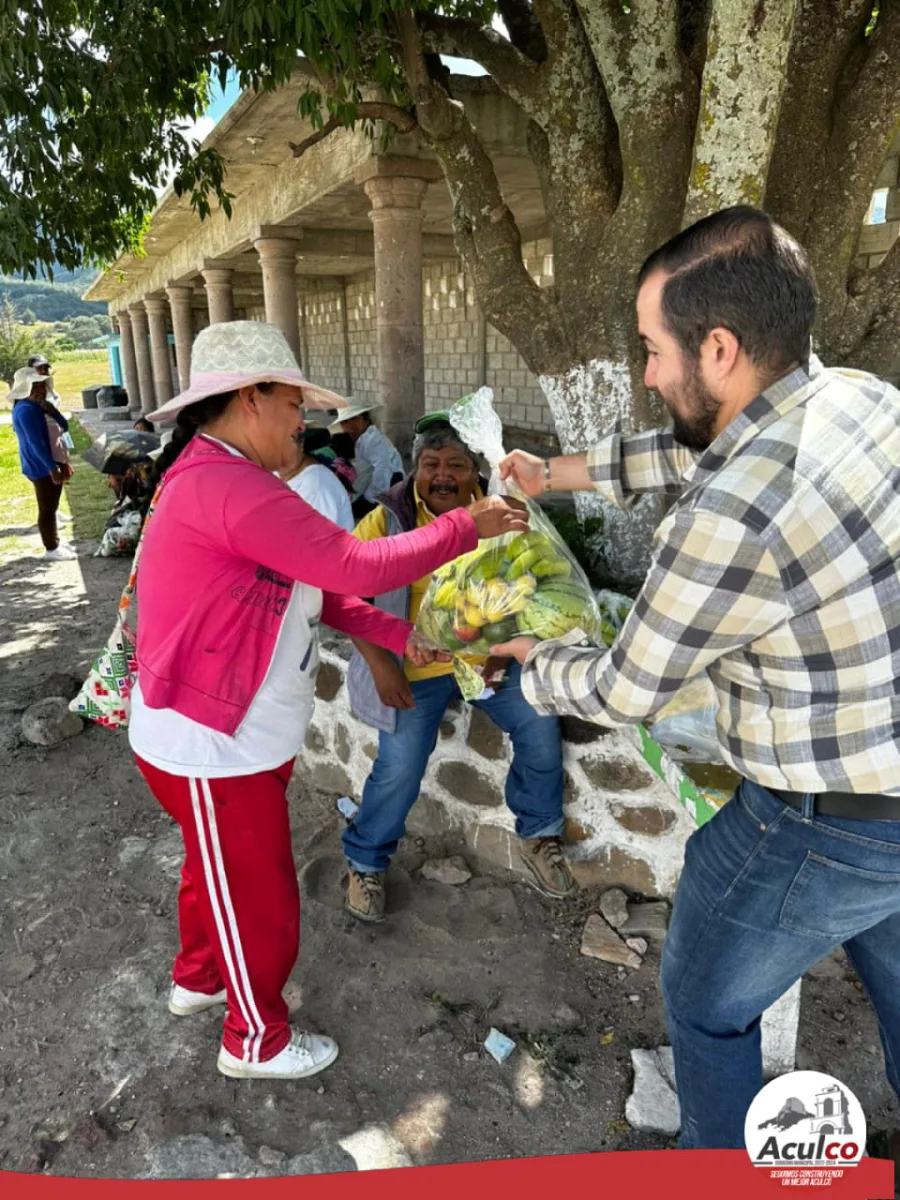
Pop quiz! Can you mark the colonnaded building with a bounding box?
[87,73,900,457]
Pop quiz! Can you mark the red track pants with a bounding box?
[135,756,298,1063]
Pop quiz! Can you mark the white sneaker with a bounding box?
[168,982,227,1016]
[44,545,77,561]
[57,512,73,524]
[217,1029,339,1080]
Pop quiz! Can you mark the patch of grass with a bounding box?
[53,357,110,409]
[66,417,112,541]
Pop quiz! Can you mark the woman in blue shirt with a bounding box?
[8,366,75,561]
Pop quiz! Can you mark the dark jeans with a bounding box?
[32,474,62,550]
[342,663,565,874]
[662,778,900,1148]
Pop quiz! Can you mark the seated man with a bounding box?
[343,413,575,922]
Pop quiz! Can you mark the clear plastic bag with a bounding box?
[414,390,612,695]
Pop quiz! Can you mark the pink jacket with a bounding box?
[136,436,477,734]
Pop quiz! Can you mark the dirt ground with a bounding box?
[1,513,899,1180]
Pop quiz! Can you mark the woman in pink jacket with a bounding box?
[130,322,525,1081]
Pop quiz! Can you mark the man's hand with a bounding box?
[371,652,416,710]
[499,449,593,495]
[489,636,538,664]
[405,630,452,669]
[50,466,66,485]
[467,495,529,539]
[498,450,545,498]
[480,655,511,689]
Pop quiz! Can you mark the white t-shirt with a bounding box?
[285,461,354,531]
[128,436,322,778]
[355,424,403,503]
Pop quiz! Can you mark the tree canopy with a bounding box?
[3,1,898,444]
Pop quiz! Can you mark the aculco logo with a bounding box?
[745,1070,866,1187]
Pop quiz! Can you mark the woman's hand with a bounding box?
[404,630,451,669]
[488,636,538,664]
[467,495,529,539]
[498,450,545,498]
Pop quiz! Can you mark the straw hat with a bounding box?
[328,400,382,430]
[7,366,53,402]
[146,321,347,422]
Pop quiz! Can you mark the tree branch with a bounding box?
[288,104,418,157]
[766,0,874,238]
[419,14,542,114]
[683,0,799,225]
[497,0,548,61]
[841,234,900,374]
[574,0,697,281]
[526,0,620,307]
[798,0,900,356]
[393,11,568,371]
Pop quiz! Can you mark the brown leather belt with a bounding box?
[771,789,900,821]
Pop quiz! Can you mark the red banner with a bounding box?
[1,1151,893,1198]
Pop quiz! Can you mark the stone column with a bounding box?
[166,284,195,392]
[253,236,302,362]
[144,296,174,409]
[129,302,156,416]
[116,309,142,413]
[359,162,439,460]
[202,265,235,325]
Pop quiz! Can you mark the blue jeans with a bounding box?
[342,662,564,874]
[662,779,900,1149]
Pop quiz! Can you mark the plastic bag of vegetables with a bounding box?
[414,388,611,698]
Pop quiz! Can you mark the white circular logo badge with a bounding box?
[745,1071,866,1187]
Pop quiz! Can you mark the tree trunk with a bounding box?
[537,349,666,585]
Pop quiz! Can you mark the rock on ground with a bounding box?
[599,888,629,929]
[420,855,472,886]
[626,1047,681,1135]
[21,696,83,747]
[580,914,642,969]
[620,901,669,941]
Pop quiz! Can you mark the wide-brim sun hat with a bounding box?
[145,320,347,422]
[7,366,54,402]
[328,400,382,430]
[28,354,52,369]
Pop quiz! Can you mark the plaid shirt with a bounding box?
[521,365,900,794]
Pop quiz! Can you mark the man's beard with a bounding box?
[665,356,721,452]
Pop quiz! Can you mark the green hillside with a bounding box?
[0,270,107,321]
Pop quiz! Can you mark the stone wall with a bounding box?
[298,240,558,437]
[302,283,347,395]
[345,276,379,407]
[296,634,697,899]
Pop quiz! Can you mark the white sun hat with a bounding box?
[7,366,54,402]
[328,399,382,429]
[146,320,347,422]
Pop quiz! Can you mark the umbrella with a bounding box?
[81,430,161,476]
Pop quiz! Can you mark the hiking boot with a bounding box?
[168,982,227,1016]
[345,869,386,923]
[519,837,577,898]
[217,1029,338,1080]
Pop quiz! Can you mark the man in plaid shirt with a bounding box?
[496,206,900,1150]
